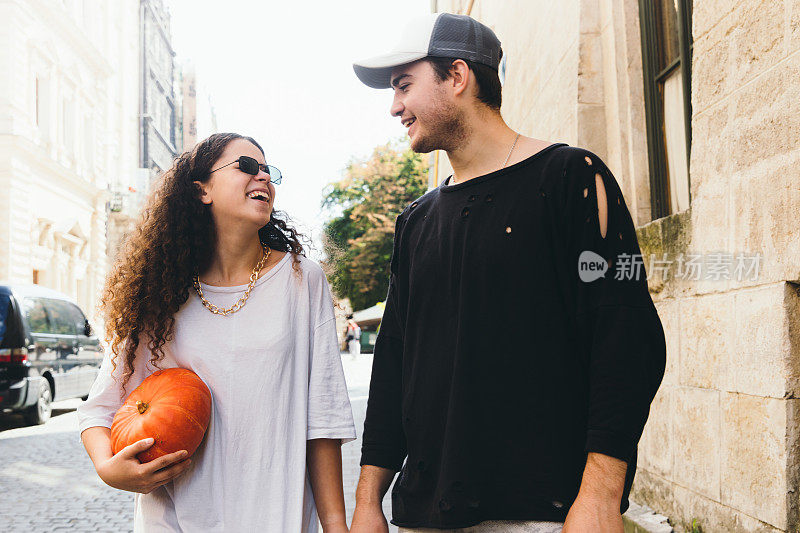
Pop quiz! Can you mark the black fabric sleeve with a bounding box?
[360,214,407,471]
[561,150,667,462]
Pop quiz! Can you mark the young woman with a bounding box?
[78,133,356,532]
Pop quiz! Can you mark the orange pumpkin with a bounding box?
[111,368,212,464]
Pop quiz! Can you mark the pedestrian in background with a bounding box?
[77,133,355,532]
[350,13,666,533]
[346,315,362,359]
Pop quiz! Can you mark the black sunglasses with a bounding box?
[209,156,282,185]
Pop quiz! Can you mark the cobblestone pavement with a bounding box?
[0,399,134,532]
[0,354,395,532]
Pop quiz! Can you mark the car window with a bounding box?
[23,298,53,334]
[0,294,9,344]
[45,299,77,336]
[65,302,88,336]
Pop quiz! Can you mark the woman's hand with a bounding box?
[95,438,192,494]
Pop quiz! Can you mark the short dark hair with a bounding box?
[425,56,502,110]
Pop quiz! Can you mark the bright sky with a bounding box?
[167,0,433,260]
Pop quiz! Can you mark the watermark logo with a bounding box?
[578,251,764,282]
[578,251,608,282]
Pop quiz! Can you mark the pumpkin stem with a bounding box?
[136,400,149,414]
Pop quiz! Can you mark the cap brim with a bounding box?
[353,52,428,89]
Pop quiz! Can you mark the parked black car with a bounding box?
[0,283,104,425]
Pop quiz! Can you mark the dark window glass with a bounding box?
[45,300,77,336]
[24,298,52,334]
[65,303,88,336]
[0,295,9,344]
[655,0,681,73]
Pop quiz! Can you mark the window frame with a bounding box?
[638,0,693,220]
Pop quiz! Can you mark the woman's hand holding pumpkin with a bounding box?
[96,437,192,494]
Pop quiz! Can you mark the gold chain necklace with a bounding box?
[192,243,271,316]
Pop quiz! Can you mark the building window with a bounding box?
[36,76,51,138]
[61,98,76,152]
[35,77,40,126]
[639,0,693,219]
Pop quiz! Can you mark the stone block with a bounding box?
[672,387,720,500]
[729,151,800,289]
[692,31,732,110]
[692,0,738,40]
[728,0,786,86]
[688,183,733,296]
[631,469,679,522]
[678,294,733,390]
[638,385,673,478]
[672,483,784,533]
[729,283,796,398]
[727,52,800,173]
[689,102,732,194]
[654,299,679,386]
[578,32,604,105]
[791,0,800,52]
[721,393,796,529]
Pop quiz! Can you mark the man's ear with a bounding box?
[193,181,212,205]
[450,59,470,97]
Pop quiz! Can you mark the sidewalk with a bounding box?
[340,352,398,532]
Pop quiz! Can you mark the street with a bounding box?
[0,354,396,532]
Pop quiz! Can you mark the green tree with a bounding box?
[322,141,428,311]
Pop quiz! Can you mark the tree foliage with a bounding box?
[322,141,428,311]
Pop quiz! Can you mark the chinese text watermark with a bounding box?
[578,251,763,283]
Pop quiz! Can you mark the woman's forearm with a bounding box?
[307,438,348,532]
[81,426,115,468]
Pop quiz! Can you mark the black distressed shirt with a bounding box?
[360,143,666,528]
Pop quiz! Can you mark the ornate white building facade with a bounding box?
[0,0,140,323]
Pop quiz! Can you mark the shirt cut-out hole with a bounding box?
[584,156,593,165]
[583,188,588,198]
[505,226,512,234]
[596,173,608,239]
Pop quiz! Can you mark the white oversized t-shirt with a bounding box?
[77,253,357,532]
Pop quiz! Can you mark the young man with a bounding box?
[350,13,666,533]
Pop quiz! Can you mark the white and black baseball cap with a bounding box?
[353,13,503,89]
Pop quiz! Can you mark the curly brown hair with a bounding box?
[100,133,306,393]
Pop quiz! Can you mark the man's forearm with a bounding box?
[577,452,627,503]
[355,464,396,505]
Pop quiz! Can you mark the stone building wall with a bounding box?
[433,0,800,531]
[0,0,140,325]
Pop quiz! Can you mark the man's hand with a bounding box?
[350,465,395,533]
[562,493,623,533]
[562,452,626,533]
[350,502,389,533]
